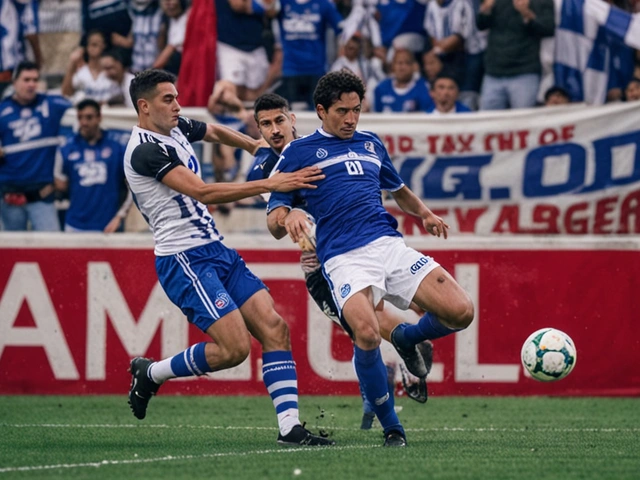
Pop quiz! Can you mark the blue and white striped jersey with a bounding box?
[267,128,404,264]
[124,116,222,256]
[0,0,38,72]
[0,93,71,187]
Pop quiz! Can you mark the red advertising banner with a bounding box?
[0,234,639,396]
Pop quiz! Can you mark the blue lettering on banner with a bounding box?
[583,131,640,192]
[410,257,430,275]
[523,144,586,197]
[422,155,493,199]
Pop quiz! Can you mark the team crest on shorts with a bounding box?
[215,292,230,309]
[340,284,351,298]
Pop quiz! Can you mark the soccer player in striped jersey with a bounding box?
[124,69,332,446]
[267,70,475,447]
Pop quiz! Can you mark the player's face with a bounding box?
[12,69,39,104]
[432,78,458,111]
[317,92,361,140]
[256,108,296,153]
[77,107,101,141]
[142,82,181,135]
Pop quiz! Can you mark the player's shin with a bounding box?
[353,345,404,438]
[148,342,213,383]
[262,351,300,436]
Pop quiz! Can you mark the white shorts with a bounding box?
[217,42,269,90]
[323,236,440,313]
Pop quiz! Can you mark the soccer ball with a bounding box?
[521,328,577,382]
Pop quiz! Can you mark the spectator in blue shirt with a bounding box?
[426,72,471,114]
[0,61,71,231]
[54,99,131,232]
[372,48,434,112]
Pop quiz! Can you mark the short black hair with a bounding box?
[432,71,459,89]
[313,70,365,115]
[129,69,176,113]
[76,98,101,114]
[544,85,571,103]
[254,93,290,122]
[12,61,39,82]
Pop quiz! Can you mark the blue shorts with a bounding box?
[155,241,266,332]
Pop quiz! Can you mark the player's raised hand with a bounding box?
[423,210,449,239]
[268,167,325,192]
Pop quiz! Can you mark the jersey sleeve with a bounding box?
[369,134,404,191]
[266,150,299,214]
[177,116,207,143]
[130,142,183,181]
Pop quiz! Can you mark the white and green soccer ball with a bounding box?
[521,328,577,382]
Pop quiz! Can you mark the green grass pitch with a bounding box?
[0,395,638,479]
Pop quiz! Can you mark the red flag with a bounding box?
[176,0,217,106]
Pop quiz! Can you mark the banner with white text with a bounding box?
[1,234,638,396]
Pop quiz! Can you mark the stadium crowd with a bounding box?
[0,0,639,232]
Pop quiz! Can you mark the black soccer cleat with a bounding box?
[360,411,375,430]
[277,424,336,446]
[390,324,428,378]
[128,357,161,420]
[417,340,434,376]
[383,430,407,447]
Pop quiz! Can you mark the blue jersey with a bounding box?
[60,131,126,231]
[246,146,279,182]
[373,77,434,113]
[0,93,72,188]
[268,129,404,263]
[376,0,427,48]
[426,101,471,113]
[277,0,343,76]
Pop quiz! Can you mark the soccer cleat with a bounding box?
[383,430,407,447]
[390,324,428,378]
[417,340,434,376]
[128,357,161,420]
[360,411,375,430]
[277,424,336,446]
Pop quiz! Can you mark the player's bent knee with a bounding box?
[352,323,381,350]
[448,297,475,330]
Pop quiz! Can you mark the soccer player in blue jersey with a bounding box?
[267,70,475,446]
[252,93,433,408]
[55,99,132,232]
[0,61,72,231]
[124,69,333,446]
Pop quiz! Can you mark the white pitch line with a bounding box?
[0,445,377,474]
[1,424,639,433]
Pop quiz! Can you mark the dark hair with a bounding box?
[253,93,290,121]
[12,61,39,82]
[84,29,110,62]
[544,86,570,103]
[313,70,365,114]
[432,71,459,89]
[129,69,176,113]
[101,47,125,65]
[76,98,101,114]
[627,77,640,88]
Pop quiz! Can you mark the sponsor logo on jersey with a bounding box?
[215,292,230,309]
[410,256,430,275]
[101,147,112,159]
[340,283,351,298]
[364,141,375,153]
[316,148,328,159]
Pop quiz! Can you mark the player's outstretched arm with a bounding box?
[203,123,267,156]
[391,185,449,239]
[162,165,324,205]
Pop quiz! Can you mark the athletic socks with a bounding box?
[396,312,461,350]
[353,345,404,437]
[148,342,213,384]
[262,351,300,436]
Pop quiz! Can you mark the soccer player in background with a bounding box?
[251,93,434,412]
[266,70,475,446]
[124,69,333,446]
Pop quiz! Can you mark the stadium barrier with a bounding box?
[1,233,638,396]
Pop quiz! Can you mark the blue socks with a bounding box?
[396,312,460,350]
[353,345,404,436]
[149,342,213,383]
[262,351,300,436]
